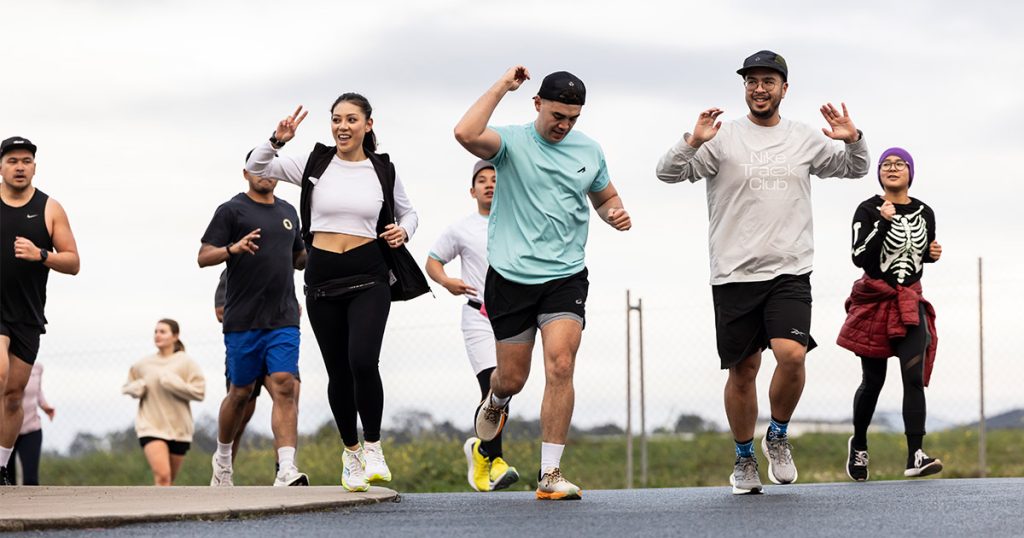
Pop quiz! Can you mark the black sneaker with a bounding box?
[846,436,869,482]
[904,449,943,477]
[0,466,11,486]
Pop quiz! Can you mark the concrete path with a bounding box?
[0,485,397,532]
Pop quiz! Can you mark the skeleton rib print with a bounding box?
[878,205,927,284]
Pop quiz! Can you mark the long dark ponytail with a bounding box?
[158,318,186,353]
[330,92,377,154]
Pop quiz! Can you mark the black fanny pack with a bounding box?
[304,274,383,301]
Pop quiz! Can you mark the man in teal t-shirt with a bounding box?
[454,66,631,500]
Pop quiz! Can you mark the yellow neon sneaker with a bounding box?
[341,447,369,492]
[488,457,520,491]
[362,441,392,483]
[463,437,491,492]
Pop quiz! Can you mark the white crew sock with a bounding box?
[490,393,510,407]
[0,446,12,467]
[540,442,565,473]
[216,441,233,465]
[277,446,296,471]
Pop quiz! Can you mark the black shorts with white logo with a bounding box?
[0,321,43,365]
[484,267,589,341]
[711,272,816,369]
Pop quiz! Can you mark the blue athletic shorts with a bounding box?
[224,327,300,387]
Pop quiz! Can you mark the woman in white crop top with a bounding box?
[245,93,417,492]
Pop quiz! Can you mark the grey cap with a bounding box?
[471,159,494,184]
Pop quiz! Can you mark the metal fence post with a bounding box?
[978,257,986,478]
[626,290,633,489]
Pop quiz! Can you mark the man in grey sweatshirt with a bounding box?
[655,50,869,494]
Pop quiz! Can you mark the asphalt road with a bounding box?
[12,478,1023,537]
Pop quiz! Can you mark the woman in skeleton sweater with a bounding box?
[837,147,943,482]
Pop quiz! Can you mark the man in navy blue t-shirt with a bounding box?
[199,154,307,487]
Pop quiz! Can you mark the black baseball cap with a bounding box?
[537,71,586,106]
[1,136,37,159]
[737,50,788,81]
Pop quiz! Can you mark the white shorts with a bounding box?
[461,304,497,375]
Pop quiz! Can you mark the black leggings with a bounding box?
[476,367,503,459]
[852,303,931,449]
[12,429,42,485]
[306,244,391,447]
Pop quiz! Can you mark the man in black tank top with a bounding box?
[0,137,80,485]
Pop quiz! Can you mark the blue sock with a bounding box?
[735,439,754,458]
[768,417,789,440]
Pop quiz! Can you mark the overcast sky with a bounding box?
[5,1,1022,450]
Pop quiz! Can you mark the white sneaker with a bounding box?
[535,467,582,500]
[273,466,309,487]
[342,448,369,492]
[210,454,233,487]
[363,441,392,483]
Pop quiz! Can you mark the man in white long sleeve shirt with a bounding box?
[655,50,870,494]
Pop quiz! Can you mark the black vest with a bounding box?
[299,144,429,301]
[1,188,53,326]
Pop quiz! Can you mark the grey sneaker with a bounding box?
[729,456,763,495]
[474,390,508,442]
[762,434,798,484]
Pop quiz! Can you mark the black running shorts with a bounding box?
[711,272,817,369]
[484,267,589,341]
[138,437,191,456]
[0,321,42,365]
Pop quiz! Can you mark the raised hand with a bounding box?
[230,228,261,255]
[820,102,859,143]
[275,105,309,144]
[379,223,408,249]
[929,240,942,261]
[878,201,896,221]
[688,108,724,148]
[442,278,477,297]
[501,65,531,92]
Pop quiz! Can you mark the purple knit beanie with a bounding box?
[878,147,914,187]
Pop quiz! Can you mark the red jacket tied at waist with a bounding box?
[837,275,938,386]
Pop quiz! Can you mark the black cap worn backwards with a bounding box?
[737,50,788,81]
[0,136,37,159]
[537,71,586,106]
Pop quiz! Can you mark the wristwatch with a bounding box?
[269,132,286,149]
[225,242,234,256]
[39,249,49,263]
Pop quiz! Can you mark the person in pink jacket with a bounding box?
[11,362,54,485]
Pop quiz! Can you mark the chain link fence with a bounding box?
[20,255,1021,473]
